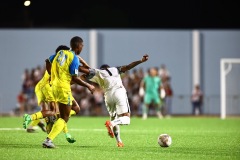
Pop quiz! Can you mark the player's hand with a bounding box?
[88,84,95,94]
[141,54,149,62]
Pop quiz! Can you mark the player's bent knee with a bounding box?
[72,105,80,114]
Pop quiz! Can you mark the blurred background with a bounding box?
[0,0,239,118]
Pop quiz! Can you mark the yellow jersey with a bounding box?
[50,50,80,90]
[35,70,50,90]
[34,70,55,105]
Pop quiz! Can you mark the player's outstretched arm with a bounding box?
[77,55,91,69]
[78,66,90,74]
[119,54,149,73]
[72,76,95,94]
[79,66,96,80]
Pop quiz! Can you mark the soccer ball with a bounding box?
[158,134,172,147]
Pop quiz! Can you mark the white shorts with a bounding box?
[104,87,131,117]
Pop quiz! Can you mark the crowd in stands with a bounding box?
[15,64,173,117]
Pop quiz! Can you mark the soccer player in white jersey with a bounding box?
[80,54,149,147]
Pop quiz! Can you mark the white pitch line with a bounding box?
[0,128,25,131]
[0,128,236,133]
[0,128,151,133]
[0,128,106,132]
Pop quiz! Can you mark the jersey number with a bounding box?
[57,51,67,66]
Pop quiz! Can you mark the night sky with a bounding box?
[0,0,239,28]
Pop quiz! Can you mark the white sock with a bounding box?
[157,111,163,119]
[111,116,130,127]
[142,113,147,119]
[113,125,122,142]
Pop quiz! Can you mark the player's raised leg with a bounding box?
[26,119,46,133]
[105,113,130,147]
[23,101,56,129]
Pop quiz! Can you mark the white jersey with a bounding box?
[89,67,130,116]
[89,67,126,93]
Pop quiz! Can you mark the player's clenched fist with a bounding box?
[141,54,149,62]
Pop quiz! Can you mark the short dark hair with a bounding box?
[100,64,110,69]
[70,36,83,49]
[55,45,70,53]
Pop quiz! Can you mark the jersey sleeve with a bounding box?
[48,54,56,63]
[88,69,100,83]
[69,55,80,76]
[85,68,96,79]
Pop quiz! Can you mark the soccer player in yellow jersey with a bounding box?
[23,45,78,143]
[23,46,69,130]
[42,36,95,148]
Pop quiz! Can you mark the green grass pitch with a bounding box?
[0,116,239,160]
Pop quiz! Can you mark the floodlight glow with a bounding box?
[24,0,31,7]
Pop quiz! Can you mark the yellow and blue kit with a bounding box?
[35,70,54,105]
[49,50,80,105]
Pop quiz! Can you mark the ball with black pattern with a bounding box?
[158,134,172,147]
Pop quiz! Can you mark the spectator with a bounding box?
[191,84,203,115]
[27,94,38,113]
[21,69,30,82]
[138,67,145,79]
[71,84,91,115]
[159,64,170,83]
[91,86,104,116]
[34,65,44,83]
[129,69,142,116]
[15,91,27,116]
[162,77,173,117]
